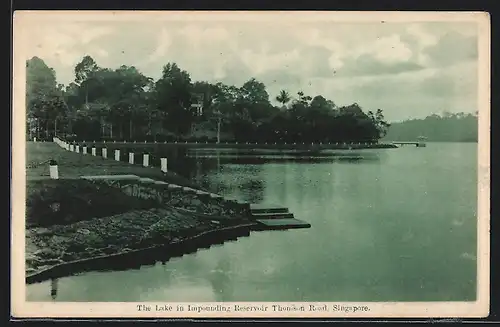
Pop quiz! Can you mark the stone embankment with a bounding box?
[25,140,258,283]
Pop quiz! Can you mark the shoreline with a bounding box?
[25,141,302,284]
[26,220,257,285]
[26,177,254,284]
[71,140,399,150]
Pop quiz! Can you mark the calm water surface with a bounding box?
[27,142,478,302]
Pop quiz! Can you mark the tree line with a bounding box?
[382,112,478,142]
[26,55,391,143]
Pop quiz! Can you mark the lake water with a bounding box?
[26,142,478,302]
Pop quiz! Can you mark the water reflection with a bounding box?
[208,255,233,302]
[185,148,382,166]
[50,278,58,300]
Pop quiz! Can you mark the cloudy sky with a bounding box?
[19,12,481,122]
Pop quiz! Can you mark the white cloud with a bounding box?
[145,27,173,64]
[240,48,300,75]
[20,16,480,121]
[177,24,233,49]
[353,34,413,63]
[26,23,113,69]
[94,48,109,58]
[295,27,344,53]
[405,24,439,65]
[406,24,438,48]
[80,26,115,45]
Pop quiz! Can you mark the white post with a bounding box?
[91,147,96,156]
[102,148,107,159]
[49,160,59,179]
[83,146,87,155]
[75,145,80,153]
[143,154,149,167]
[115,149,120,161]
[69,144,74,152]
[33,137,37,143]
[161,158,168,173]
[129,152,134,164]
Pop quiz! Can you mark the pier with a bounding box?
[391,141,426,147]
[391,136,427,148]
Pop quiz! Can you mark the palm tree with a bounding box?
[276,90,291,109]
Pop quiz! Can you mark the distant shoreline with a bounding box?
[383,140,478,143]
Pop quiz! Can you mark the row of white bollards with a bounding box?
[51,137,168,176]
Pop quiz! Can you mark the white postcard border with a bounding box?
[11,10,491,319]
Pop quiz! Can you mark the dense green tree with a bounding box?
[26,56,67,139]
[27,56,394,144]
[74,55,99,106]
[152,63,193,134]
[105,65,152,139]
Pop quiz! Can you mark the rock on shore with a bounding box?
[25,207,244,276]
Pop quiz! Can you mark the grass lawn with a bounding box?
[26,142,206,190]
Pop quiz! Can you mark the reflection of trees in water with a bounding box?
[207,255,233,301]
[50,278,58,300]
[197,165,266,203]
[237,179,265,203]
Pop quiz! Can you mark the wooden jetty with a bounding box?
[392,141,427,148]
[391,136,427,148]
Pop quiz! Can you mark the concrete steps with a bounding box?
[249,203,310,230]
[250,203,290,214]
[254,218,311,230]
[251,212,295,219]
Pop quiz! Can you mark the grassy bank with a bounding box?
[27,142,205,189]
[25,142,254,282]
